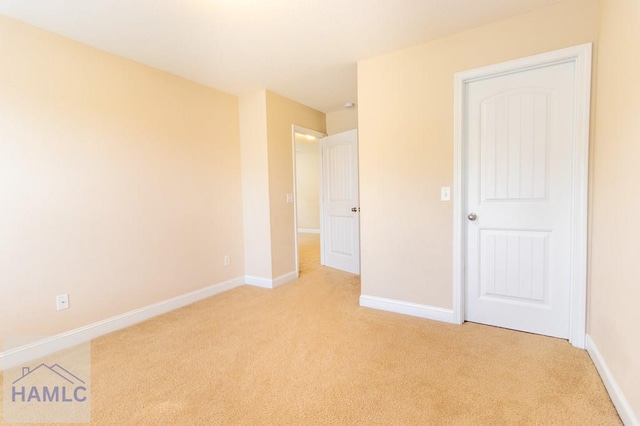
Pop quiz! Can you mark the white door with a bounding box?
[464,60,578,338]
[321,129,360,274]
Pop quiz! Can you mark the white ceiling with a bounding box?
[0,0,560,112]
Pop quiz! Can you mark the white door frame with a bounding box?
[452,43,592,348]
[292,124,326,277]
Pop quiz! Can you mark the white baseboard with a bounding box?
[586,335,638,426]
[245,275,273,288]
[0,276,246,370]
[298,228,320,234]
[272,271,298,288]
[245,271,298,289]
[359,295,456,324]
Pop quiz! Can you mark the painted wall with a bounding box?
[357,0,600,307]
[295,138,320,231]
[265,91,325,278]
[0,15,244,342]
[326,109,358,134]
[240,91,273,280]
[590,0,640,419]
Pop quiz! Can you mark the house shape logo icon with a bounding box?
[11,363,87,403]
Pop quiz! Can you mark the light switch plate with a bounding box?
[441,187,451,201]
[56,293,69,311]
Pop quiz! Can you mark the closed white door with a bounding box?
[464,61,577,338]
[321,129,360,274]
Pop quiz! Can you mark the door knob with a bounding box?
[351,207,360,212]
[467,213,477,221]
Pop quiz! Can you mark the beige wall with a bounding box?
[0,15,244,341]
[239,91,325,282]
[590,0,640,417]
[266,91,325,278]
[326,109,358,134]
[357,0,600,307]
[295,140,320,231]
[240,91,273,279]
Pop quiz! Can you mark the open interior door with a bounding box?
[321,129,360,274]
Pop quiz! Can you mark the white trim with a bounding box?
[567,43,592,349]
[298,228,320,234]
[319,135,325,267]
[292,125,325,140]
[292,125,299,278]
[245,271,298,289]
[1,276,246,370]
[452,43,592,347]
[359,295,456,324]
[453,69,465,325]
[272,271,298,288]
[586,335,639,426]
[245,275,274,288]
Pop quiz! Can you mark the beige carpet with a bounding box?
[1,233,620,425]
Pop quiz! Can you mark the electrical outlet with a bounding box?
[56,294,69,311]
[224,255,231,266]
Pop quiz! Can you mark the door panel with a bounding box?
[479,230,548,302]
[481,91,549,201]
[465,61,575,338]
[321,129,360,274]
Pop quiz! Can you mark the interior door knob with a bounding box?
[467,213,477,221]
[351,207,360,212]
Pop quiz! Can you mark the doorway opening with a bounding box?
[292,125,325,277]
[292,126,362,277]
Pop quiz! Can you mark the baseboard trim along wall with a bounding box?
[359,295,456,324]
[244,275,273,288]
[0,273,300,370]
[273,271,298,288]
[245,271,298,289]
[586,335,639,426]
[298,228,320,234]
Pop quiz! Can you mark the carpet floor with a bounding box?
[1,233,621,425]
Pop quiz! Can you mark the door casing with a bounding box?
[452,44,592,348]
